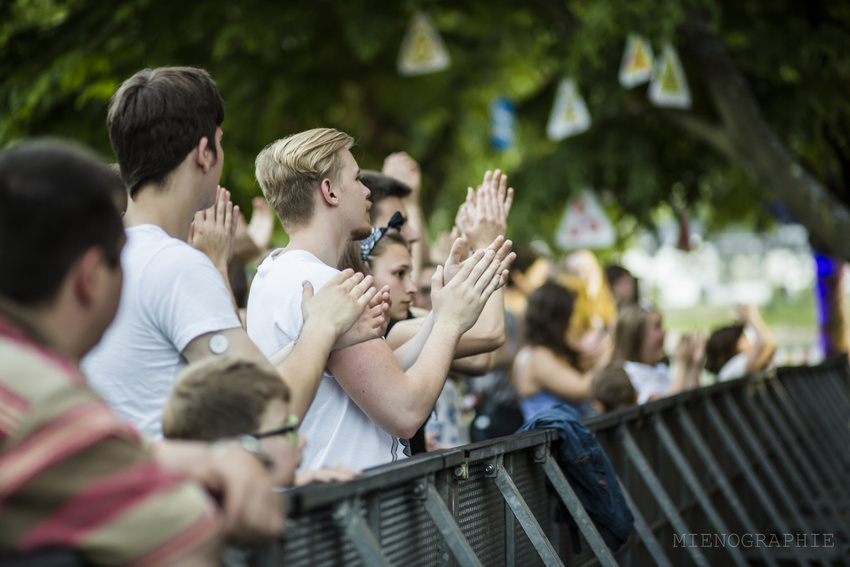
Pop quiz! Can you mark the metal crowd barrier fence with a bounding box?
[236,356,850,566]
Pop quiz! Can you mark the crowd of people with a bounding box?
[0,65,777,564]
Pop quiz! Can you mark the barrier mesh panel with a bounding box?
[279,505,363,567]
[379,483,442,566]
[457,460,507,567]
[509,451,548,567]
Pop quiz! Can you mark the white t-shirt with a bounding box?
[718,352,748,382]
[624,361,672,404]
[83,224,241,438]
[247,249,408,470]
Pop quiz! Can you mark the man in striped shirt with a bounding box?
[0,142,282,565]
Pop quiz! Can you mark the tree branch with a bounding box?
[680,11,850,260]
[657,109,735,161]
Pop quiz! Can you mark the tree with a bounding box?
[2,0,850,259]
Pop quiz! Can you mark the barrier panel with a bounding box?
[233,357,850,566]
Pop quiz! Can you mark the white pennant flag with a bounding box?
[619,33,654,88]
[546,78,591,141]
[555,189,616,250]
[648,44,691,109]
[397,13,451,76]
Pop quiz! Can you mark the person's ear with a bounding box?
[72,247,103,307]
[195,136,212,173]
[320,178,339,207]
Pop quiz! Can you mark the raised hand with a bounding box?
[334,285,391,350]
[457,169,514,251]
[190,186,238,271]
[431,243,515,334]
[442,235,514,287]
[301,270,380,344]
[246,197,275,252]
[382,151,422,198]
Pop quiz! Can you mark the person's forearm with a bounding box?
[747,314,776,372]
[395,319,462,432]
[455,288,506,357]
[669,363,688,396]
[391,312,436,370]
[451,351,495,376]
[275,318,337,421]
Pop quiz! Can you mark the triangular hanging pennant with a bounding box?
[397,13,451,77]
[546,78,591,141]
[648,44,691,109]
[618,33,655,88]
[554,189,616,250]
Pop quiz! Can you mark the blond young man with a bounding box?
[248,128,513,470]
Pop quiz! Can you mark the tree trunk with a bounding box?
[667,15,850,262]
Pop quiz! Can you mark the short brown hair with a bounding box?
[255,128,353,231]
[360,171,412,224]
[162,357,290,441]
[107,67,224,198]
[591,365,637,412]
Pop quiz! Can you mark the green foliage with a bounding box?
[2,0,849,252]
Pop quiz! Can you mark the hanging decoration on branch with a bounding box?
[554,189,615,250]
[397,13,451,76]
[489,97,516,152]
[618,33,654,88]
[546,78,591,141]
[648,44,691,109]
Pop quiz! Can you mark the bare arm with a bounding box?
[737,304,776,373]
[387,236,514,367]
[386,291,506,359]
[328,248,508,439]
[669,332,704,395]
[183,270,383,422]
[513,346,593,401]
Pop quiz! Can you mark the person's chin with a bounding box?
[351,225,372,240]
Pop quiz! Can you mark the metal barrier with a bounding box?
[235,357,850,566]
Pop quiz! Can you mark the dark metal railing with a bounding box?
[233,356,850,566]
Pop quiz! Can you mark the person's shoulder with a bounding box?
[127,225,216,276]
[0,333,83,410]
[258,249,339,285]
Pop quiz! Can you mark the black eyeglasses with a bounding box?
[251,414,299,445]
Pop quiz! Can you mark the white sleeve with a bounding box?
[718,352,748,382]
[142,246,242,352]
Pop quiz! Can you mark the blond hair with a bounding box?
[255,128,353,231]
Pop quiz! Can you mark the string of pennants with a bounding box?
[397,15,689,250]
[397,15,690,145]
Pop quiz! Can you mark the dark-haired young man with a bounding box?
[83,67,382,439]
[0,141,284,564]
